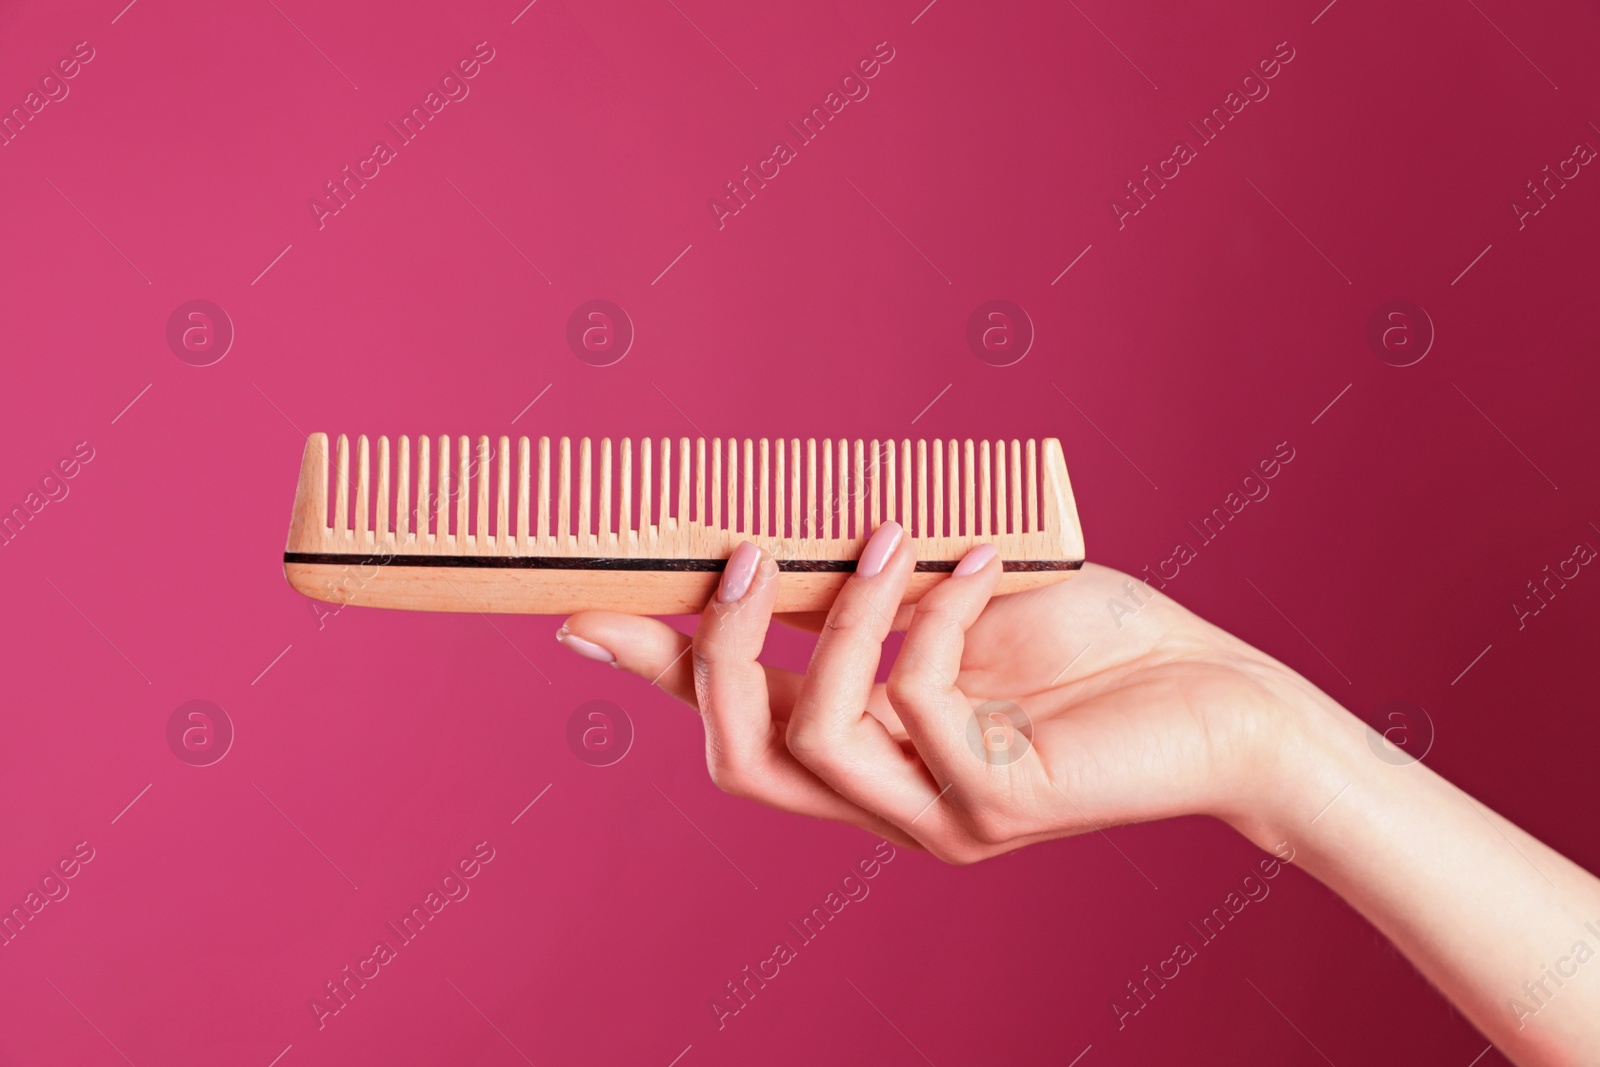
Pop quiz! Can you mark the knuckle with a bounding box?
[817,612,852,642]
[926,835,985,866]
[965,806,1013,846]
[911,597,955,625]
[690,654,713,708]
[695,602,763,661]
[819,594,873,641]
[705,757,749,798]
[784,719,838,769]
[916,611,966,654]
[909,592,961,629]
[888,834,928,854]
[690,627,718,663]
[884,667,935,710]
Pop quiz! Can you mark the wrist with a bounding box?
[1213,671,1373,856]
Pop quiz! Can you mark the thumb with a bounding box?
[557,612,696,707]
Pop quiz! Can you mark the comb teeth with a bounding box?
[287,435,1083,563]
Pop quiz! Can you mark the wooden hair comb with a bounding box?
[282,434,1084,615]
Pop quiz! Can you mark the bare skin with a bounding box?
[559,524,1600,1065]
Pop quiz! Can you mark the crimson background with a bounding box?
[2,0,1598,1064]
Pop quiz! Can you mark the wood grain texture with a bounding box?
[284,434,1086,615]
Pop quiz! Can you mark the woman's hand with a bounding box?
[555,521,1326,860]
[558,521,1600,1064]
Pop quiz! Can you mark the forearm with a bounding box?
[1228,693,1600,1065]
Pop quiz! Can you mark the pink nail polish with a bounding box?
[556,628,615,664]
[857,521,903,579]
[718,541,761,603]
[953,543,997,577]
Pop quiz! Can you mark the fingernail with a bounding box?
[556,627,615,664]
[718,541,762,603]
[857,521,904,579]
[953,543,997,577]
